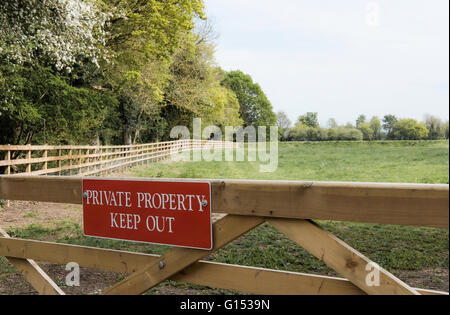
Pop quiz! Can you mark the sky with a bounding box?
[204,0,449,127]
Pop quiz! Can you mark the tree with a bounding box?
[357,123,373,141]
[221,70,276,127]
[277,111,292,130]
[340,128,363,141]
[162,31,242,131]
[383,114,398,139]
[0,64,115,145]
[445,121,449,139]
[424,114,445,140]
[0,0,108,71]
[345,122,355,129]
[297,112,319,128]
[369,116,382,140]
[327,118,338,129]
[392,119,429,140]
[103,0,205,144]
[356,114,367,128]
[276,111,292,140]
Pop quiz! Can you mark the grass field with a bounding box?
[132,140,449,184]
[0,140,449,294]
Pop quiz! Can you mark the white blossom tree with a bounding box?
[0,0,109,70]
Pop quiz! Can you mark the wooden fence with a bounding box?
[0,140,236,176]
[0,176,448,295]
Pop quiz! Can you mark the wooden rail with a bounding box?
[0,176,447,228]
[0,140,236,176]
[0,176,448,295]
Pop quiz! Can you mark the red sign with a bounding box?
[82,179,212,250]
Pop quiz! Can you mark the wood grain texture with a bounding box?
[0,176,447,227]
[268,218,420,295]
[0,227,64,295]
[103,215,265,295]
[0,237,446,295]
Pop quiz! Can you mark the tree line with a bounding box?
[0,1,446,147]
[277,112,449,142]
[0,0,276,146]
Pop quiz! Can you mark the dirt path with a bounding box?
[0,201,82,230]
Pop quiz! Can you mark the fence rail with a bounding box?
[0,140,236,176]
[0,175,448,295]
[1,176,447,228]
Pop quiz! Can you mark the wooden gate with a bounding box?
[0,176,448,295]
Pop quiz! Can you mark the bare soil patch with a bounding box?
[0,201,82,230]
[0,263,206,295]
[395,268,449,293]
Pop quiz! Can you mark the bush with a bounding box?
[339,128,364,141]
[286,126,363,141]
[392,119,429,140]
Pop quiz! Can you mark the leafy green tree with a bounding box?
[345,122,356,129]
[221,70,276,127]
[339,128,363,141]
[424,114,446,140]
[276,111,292,140]
[276,111,292,130]
[356,114,367,128]
[162,31,242,133]
[0,64,116,145]
[383,114,398,139]
[357,122,373,141]
[392,119,429,140]
[103,0,205,144]
[369,116,382,140]
[327,128,339,140]
[445,121,449,139]
[297,112,319,128]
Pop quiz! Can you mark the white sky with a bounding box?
[205,0,449,126]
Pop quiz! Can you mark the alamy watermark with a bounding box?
[365,262,381,287]
[65,262,80,287]
[170,118,279,173]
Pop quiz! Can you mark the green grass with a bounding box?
[23,212,39,218]
[131,140,449,184]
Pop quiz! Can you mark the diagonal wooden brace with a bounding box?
[0,237,445,295]
[0,226,64,295]
[103,215,265,295]
[268,218,420,295]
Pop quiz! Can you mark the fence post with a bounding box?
[43,150,48,171]
[77,149,82,175]
[6,149,10,175]
[68,149,72,176]
[157,143,160,162]
[58,148,62,176]
[5,149,11,207]
[26,148,32,173]
[87,149,91,174]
